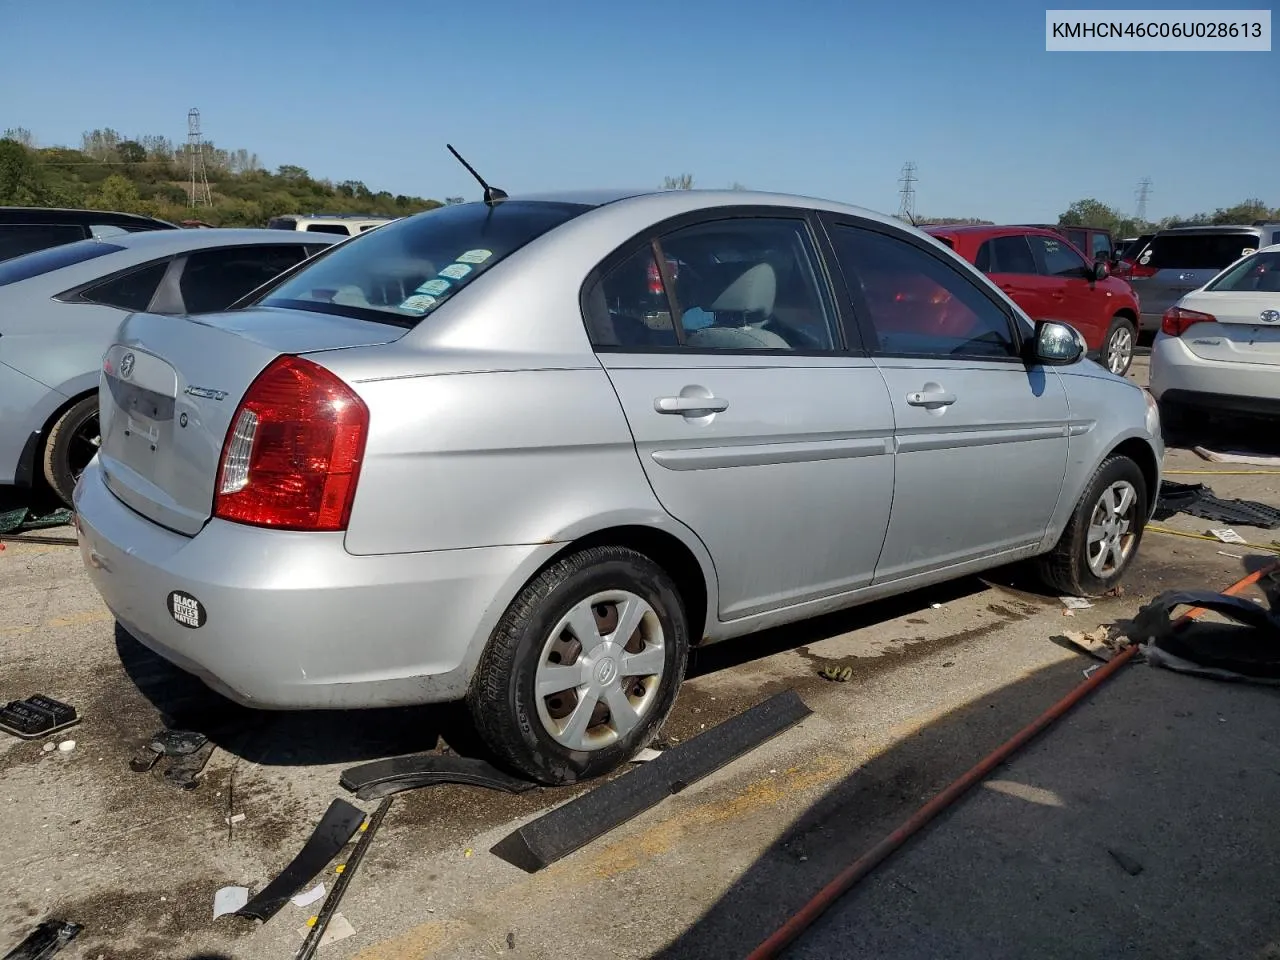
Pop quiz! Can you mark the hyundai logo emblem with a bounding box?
[1261,310,1280,324]
[119,352,136,379]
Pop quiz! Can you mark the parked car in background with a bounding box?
[926,224,1142,375]
[1115,233,1154,264]
[74,189,1162,785]
[1149,242,1280,435]
[0,229,338,505]
[0,207,177,262]
[1128,222,1280,333]
[266,214,394,236]
[1023,223,1116,264]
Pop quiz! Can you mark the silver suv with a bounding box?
[1129,222,1280,331]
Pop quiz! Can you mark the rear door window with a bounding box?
[306,224,352,235]
[0,224,87,261]
[1146,233,1261,270]
[79,261,169,311]
[977,235,1037,274]
[1066,229,1088,252]
[1090,232,1112,259]
[178,244,313,313]
[1029,235,1090,279]
[0,239,125,286]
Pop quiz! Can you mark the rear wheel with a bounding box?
[42,395,100,508]
[1102,315,1137,377]
[467,545,690,785]
[1038,455,1147,598]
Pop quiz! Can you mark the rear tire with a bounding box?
[1037,455,1147,598]
[42,395,99,508]
[1102,315,1137,377]
[467,545,690,785]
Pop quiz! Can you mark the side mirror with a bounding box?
[1029,320,1085,365]
[1092,258,1111,281]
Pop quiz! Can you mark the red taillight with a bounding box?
[1128,262,1157,278]
[1161,306,1216,338]
[213,356,369,532]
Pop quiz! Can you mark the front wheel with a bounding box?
[467,545,690,785]
[1037,455,1148,597]
[1102,315,1137,377]
[43,395,100,508]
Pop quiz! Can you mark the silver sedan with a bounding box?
[73,189,1163,784]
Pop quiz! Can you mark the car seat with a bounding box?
[685,263,790,350]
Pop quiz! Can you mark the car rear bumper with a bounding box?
[1149,333,1280,417]
[1138,311,1164,332]
[73,458,557,710]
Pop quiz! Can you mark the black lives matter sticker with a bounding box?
[168,590,207,629]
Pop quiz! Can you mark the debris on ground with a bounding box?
[1193,446,1280,467]
[225,813,246,826]
[0,505,74,536]
[0,694,79,740]
[1,918,82,958]
[1129,586,1280,684]
[339,753,535,801]
[57,739,75,753]
[1210,528,1247,545]
[1108,848,1144,876]
[129,727,217,789]
[1061,626,1129,662]
[213,886,250,920]
[819,665,854,682]
[631,747,662,763]
[291,883,326,908]
[1060,596,1093,612]
[296,912,355,948]
[1154,481,1280,530]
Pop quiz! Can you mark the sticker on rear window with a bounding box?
[416,278,451,296]
[438,262,472,280]
[1242,248,1255,257]
[399,294,438,314]
[456,249,492,264]
[1139,250,1152,264]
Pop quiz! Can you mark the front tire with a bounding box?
[43,395,100,508]
[1102,315,1137,377]
[467,545,690,785]
[1038,455,1147,598]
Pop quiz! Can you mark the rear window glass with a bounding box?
[306,224,351,235]
[1146,233,1260,270]
[259,201,590,326]
[0,223,86,262]
[0,239,125,286]
[1205,251,1280,293]
[266,217,298,230]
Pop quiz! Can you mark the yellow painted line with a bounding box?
[45,609,114,628]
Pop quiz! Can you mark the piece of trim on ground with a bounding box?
[235,798,367,923]
[0,695,79,740]
[1,919,82,959]
[339,754,538,800]
[295,796,393,960]
[491,688,813,874]
[1153,480,1280,529]
[1131,587,1280,681]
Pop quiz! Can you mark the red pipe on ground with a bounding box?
[745,562,1280,960]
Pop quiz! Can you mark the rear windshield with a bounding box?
[258,200,590,326]
[1146,232,1260,270]
[0,223,86,262]
[0,238,125,286]
[1205,250,1280,293]
[266,217,298,230]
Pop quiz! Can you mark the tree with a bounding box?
[276,164,310,182]
[92,174,142,212]
[117,140,147,164]
[0,138,50,205]
[444,196,465,205]
[2,127,36,148]
[662,174,694,190]
[81,128,123,160]
[1212,198,1270,224]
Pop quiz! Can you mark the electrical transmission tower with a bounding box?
[186,108,212,208]
[898,161,918,222]
[1135,177,1152,223]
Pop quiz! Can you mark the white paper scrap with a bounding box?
[213,885,249,919]
[291,883,326,907]
[1210,528,1246,544]
[1060,596,1093,610]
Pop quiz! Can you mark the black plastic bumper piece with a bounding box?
[491,688,812,873]
[2,919,82,959]
[0,695,79,740]
[339,754,538,801]
[1154,480,1280,529]
[235,798,366,923]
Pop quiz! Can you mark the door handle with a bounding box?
[906,390,956,407]
[655,396,729,415]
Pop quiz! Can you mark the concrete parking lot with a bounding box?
[3,357,1280,960]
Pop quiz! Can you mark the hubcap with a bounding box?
[1107,327,1133,374]
[69,414,101,483]
[534,591,666,751]
[1086,480,1138,578]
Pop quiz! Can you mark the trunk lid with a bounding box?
[1177,291,1280,366]
[97,308,403,535]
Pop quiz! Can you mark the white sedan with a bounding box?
[1150,242,1280,435]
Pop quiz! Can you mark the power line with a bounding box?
[898,161,917,222]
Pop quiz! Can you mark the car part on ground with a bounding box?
[339,753,537,801]
[491,688,812,873]
[128,728,209,772]
[0,694,78,740]
[0,918,83,960]
[1132,585,1280,682]
[235,798,366,923]
[1153,480,1280,529]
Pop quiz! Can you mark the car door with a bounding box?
[976,233,1053,321]
[1027,233,1107,348]
[584,210,897,621]
[821,216,1070,584]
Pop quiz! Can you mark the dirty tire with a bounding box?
[42,395,99,508]
[467,546,689,785]
[1037,455,1148,598]
[1102,314,1137,377]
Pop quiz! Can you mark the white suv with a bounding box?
[265,215,394,237]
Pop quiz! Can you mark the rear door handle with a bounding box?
[655,396,729,415]
[906,390,956,407]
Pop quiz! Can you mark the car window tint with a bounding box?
[658,218,838,351]
[1146,233,1260,270]
[830,224,1016,359]
[981,235,1037,274]
[1066,229,1088,252]
[306,224,351,235]
[1205,251,1280,292]
[1031,235,1089,278]
[179,245,311,313]
[0,239,125,286]
[1090,232,1112,259]
[585,246,681,348]
[80,261,168,311]
[0,224,86,261]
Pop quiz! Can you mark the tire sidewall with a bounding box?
[1071,457,1147,595]
[44,396,99,505]
[504,553,689,783]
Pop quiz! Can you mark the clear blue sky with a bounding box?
[2,0,1276,222]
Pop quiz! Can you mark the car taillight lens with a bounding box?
[213,356,369,532]
[1128,262,1157,278]
[1161,306,1216,337]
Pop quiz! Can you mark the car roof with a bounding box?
[100,228,341,254]
[922,223,1062,239]
[0,206,177,228]
[1154,224,1264,235]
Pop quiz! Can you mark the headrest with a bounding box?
[710,263,776,317]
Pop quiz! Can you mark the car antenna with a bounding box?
[446,144,508,206]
